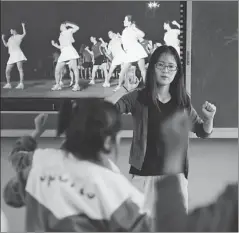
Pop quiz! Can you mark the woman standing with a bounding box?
[114,15,147,92]
[51,21,81,91]
[107,45,217,212]
[2,23,27,89]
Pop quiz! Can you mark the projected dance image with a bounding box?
[1,1,182,98]
[51,22,81,92]
[1,23,27,90]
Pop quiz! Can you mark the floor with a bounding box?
[1,137,238,231]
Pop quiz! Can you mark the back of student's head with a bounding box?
[57,98,121,160]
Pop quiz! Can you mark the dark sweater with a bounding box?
[115,88,211,178]
[130,97,182,176]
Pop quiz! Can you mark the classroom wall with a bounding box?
[1,137,238,231]
[1,1,238,231]
[191,1,238,128]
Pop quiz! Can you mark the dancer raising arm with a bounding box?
[2,23,27,89]
[114,15,147,92]
[102,31,126,88]
[51,21,81,91]
[163,20,181,55]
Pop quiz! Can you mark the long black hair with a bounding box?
[145,45,189,110]
[57,98,121,160]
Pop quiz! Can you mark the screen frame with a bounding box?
[1,2,238,138]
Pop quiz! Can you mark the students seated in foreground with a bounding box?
[3,102,237,232]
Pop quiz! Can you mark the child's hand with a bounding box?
[34,113,48,136]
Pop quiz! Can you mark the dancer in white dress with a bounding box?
[51,21,81,91]
[102,31,126,88]
[114,15,147,92]
[1,23,27,89]
[163,20,180,55]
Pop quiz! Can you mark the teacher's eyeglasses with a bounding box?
[155,62,178,72]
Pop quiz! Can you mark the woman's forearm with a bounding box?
[203,118,213,134]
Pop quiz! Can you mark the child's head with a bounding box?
[57,99,122,161]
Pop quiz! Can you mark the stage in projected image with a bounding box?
[1,1,183,100]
